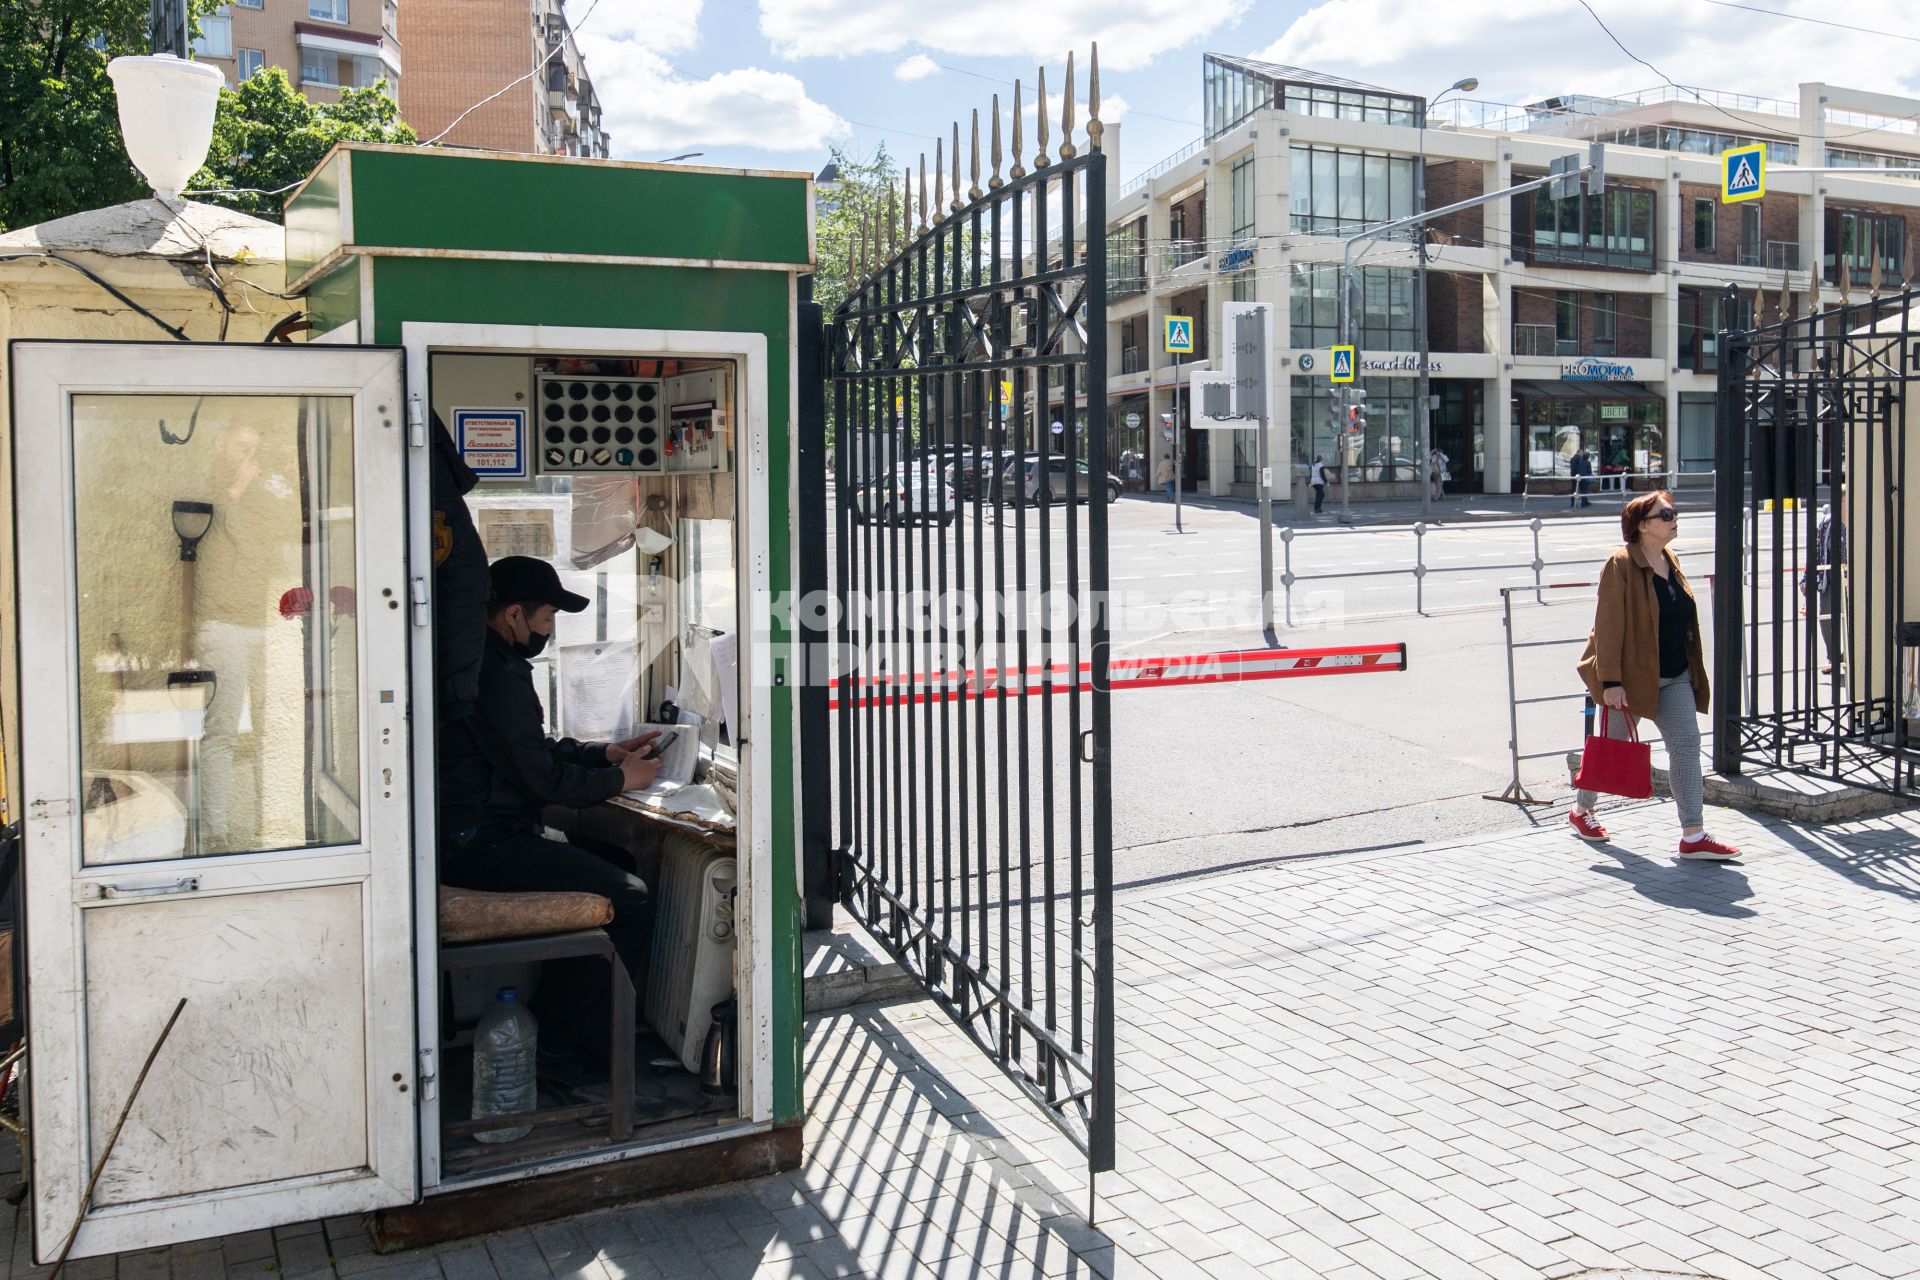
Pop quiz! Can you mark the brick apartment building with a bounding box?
[1107,55,1920,500]
[191,0,404,107]
[400,0,609,157]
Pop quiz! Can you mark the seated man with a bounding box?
[439,555,663,1073]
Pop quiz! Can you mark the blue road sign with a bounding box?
[1329,345,1356,384]
[1165,315,1194,354]
[1722,144,1765,203]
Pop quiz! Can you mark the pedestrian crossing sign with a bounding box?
[1722,143,1765,203]
[1329,345,1356,383]
[1165,315,1194,354]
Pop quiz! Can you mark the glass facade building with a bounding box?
[1205,54,1423,141]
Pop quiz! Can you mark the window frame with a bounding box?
[192,9,234,58]
[237,47,265,79]
[1693,198,1715,252]
[309,0,348,23]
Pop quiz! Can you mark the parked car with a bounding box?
[1362,455,1420,483]
[850,463,957,525]
[944,448,1019,499]
[996,455,1123,506]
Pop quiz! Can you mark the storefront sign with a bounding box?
[1301,350,1443,374]
[455,408,526,477]
[1561,358,1639,382]
[1125,411,1142,428]
[1217,244,1255,274]
[1600,404,1630,421]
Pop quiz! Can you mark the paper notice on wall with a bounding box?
[708,630,739,744]
[556,643,638,742]
[477,507,557,560]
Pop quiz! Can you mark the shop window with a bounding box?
[1693,199,1715,252]
[1289,375,1419,483]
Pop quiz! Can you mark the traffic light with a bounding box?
[1549,153,1580,203]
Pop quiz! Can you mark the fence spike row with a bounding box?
[887,179,899,253]
[1087,43,1103,153]
[951,122,963,211]
[1870,249,1882,299]
[934,136,946,222]
[1778,264,1790,321]
[903,166,913,242]
[1838,265,1851,305]
[1059,51,1077,160]
[1010,80,1027,180]
[919,154,929,232]
[990,94,1005,189]
[1751,280,1763,324]
[969,110,983,200]
[1035,66,1051,167]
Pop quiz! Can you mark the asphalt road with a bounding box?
[827,487,1802,891]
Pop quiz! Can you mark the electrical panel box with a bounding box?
[662,366,734,475]
[535,374,666,473]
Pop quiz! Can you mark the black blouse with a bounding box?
[1652,571,1695,680]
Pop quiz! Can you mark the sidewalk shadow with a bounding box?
[715,1001,1121,1278]
[1769,816,1920,903]
[1588,843,1757,918]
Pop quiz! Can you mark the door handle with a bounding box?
[99,877,200,900]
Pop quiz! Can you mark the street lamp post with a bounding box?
[1416,77,1478,520]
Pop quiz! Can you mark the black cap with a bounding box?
[490,556,590,613]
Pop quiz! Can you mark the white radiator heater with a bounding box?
[646,834,737,1072]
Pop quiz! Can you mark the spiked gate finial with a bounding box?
[951,122,963,211]
[1010,80,1027,180]
[970,110,983,200]
[1088,44,1104,153]
[903,165,913,243]
[990,94,1005,189]
[1059,51,1077,160]
[1870,246,1883,299]
[934,135,945,222]
[918,154,929,232]
[1035,65,1051,167]
[1777,263,1790,322]
[887,179,899,253]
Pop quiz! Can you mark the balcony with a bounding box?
[1513,324,1562,357]
[1736,240,1801,270]
[1158,240,1207,275]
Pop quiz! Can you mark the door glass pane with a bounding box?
[72,394,360,865]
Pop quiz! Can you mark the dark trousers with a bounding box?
[443,826,653,1061]
[1312,482,1325,513]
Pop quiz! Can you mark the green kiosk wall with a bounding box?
[287,144,812,1130]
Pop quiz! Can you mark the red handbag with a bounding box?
[1574,706,1652,799]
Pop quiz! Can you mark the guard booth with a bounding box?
[6,145,814,1258]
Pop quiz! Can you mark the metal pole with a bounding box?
[1712,284,1747,777]
[1255,306,1277,645]
[1174,376,1184,533]
[1417,113,1433,521]
[1280,526,1295,627]
[1338,242,1355,525]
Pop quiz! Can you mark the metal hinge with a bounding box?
[418,1047,438,1102]
[411,577,430,628]
[407,393,426,448]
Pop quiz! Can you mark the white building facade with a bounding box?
[1105,56,1920,500]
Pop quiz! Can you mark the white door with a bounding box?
[12,342,418,1259]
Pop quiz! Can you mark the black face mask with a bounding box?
[514,615,552,659]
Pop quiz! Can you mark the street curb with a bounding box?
[1562,749,1914,823]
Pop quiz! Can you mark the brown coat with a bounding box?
[1576,542,1710,717]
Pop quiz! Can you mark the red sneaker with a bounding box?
[1678,833,1741,860]
[1569,810,1610,841]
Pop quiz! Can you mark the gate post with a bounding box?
[796,277,835,930]
[1712,283,1747,778]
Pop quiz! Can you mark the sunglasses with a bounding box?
[1651,508,1678,522]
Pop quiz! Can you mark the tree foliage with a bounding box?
[0,0,154,231]
[192,68,415,221]
[812,142,903,321]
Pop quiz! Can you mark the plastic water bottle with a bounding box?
[471,987,537,1143]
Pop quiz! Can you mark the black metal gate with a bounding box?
[825,56,1114,1175]
[1713,281,1919,794]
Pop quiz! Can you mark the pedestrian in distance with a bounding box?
[1309,454,1328,515]
[1570,491,1741,859]
[1569,448,1593,508]
[1803,483,1848,677]
[1427,446,1450,502]
[1154,453,1175,503]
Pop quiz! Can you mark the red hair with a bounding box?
[1621,490,1674,545]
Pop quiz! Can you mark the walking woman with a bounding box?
[1570,491,1741,859]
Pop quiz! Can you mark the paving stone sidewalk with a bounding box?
[9,800,1920,1279]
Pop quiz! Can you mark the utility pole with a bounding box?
[1415,77,1480,521]
[149,0,190,56]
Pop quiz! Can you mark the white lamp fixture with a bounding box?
[107,54,224,201]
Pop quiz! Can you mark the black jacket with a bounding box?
[439,629,626,839]
[431,414,491,723]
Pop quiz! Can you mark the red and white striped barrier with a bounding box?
[827,643,1407,710]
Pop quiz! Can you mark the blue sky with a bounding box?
[571,0,1920,181]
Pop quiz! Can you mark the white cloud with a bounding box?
[758,0,1253,71]
[576,6,850,155]
[894,54,939,81]
[1252,0,1920,107]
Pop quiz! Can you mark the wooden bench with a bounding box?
[438,886,634,1144]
